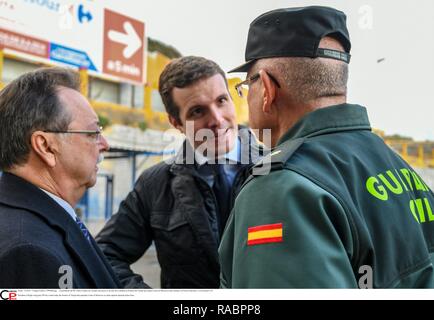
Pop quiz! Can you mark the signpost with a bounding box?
[0,0,146,84]
[103,9,145,83]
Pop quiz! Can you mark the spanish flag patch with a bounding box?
[247,223,283,246]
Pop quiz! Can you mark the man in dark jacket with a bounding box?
[0,67,121,288]
[96,56,262,288]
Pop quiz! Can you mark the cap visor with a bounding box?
[228,60,255,73]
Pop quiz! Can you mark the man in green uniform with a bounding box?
[219,6,434,288]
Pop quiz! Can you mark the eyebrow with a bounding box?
[216,93,229,100]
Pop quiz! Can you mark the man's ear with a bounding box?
[30,131,58,168]
[259,70,277,114]
[168,114,185,134]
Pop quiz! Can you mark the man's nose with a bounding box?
[208,105,225,128]
[98,134,110,152]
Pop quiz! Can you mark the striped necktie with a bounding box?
[212,164,231,237]
[75,217,91,241]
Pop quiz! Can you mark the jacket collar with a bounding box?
[0,172,74,229]
[277,104,371,145]
[0,173,120,288]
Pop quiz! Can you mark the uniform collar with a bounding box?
[277,103,371,145]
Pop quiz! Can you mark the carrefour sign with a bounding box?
[0,0,146,84]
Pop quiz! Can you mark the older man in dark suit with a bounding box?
[0,67,121,288]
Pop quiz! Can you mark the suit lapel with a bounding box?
[0,173,120,288]
[63,221,121,287]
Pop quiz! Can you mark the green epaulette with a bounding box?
[240,138,305,189]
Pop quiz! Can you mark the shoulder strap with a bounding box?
[266,137,305,171]
[241,137,306,189]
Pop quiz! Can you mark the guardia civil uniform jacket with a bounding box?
[219,104,434,288]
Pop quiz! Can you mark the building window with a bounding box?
[2,58,39,83]
[120,83,144,109]
[89,76,143,108]
[133,85,144,109]
[151,89,165,112]
[89,77,120,104]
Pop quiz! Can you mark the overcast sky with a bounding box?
[103,0,434,141]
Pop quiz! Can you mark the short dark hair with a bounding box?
[158,56,227,122]
[0,67,80,171]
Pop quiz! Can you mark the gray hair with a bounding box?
[257,56,348,104]
[0,67,80,170]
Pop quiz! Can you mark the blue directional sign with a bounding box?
[49,43,97,71]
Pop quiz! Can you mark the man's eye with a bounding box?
[218,97,228,105]
[190,108,203,117]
